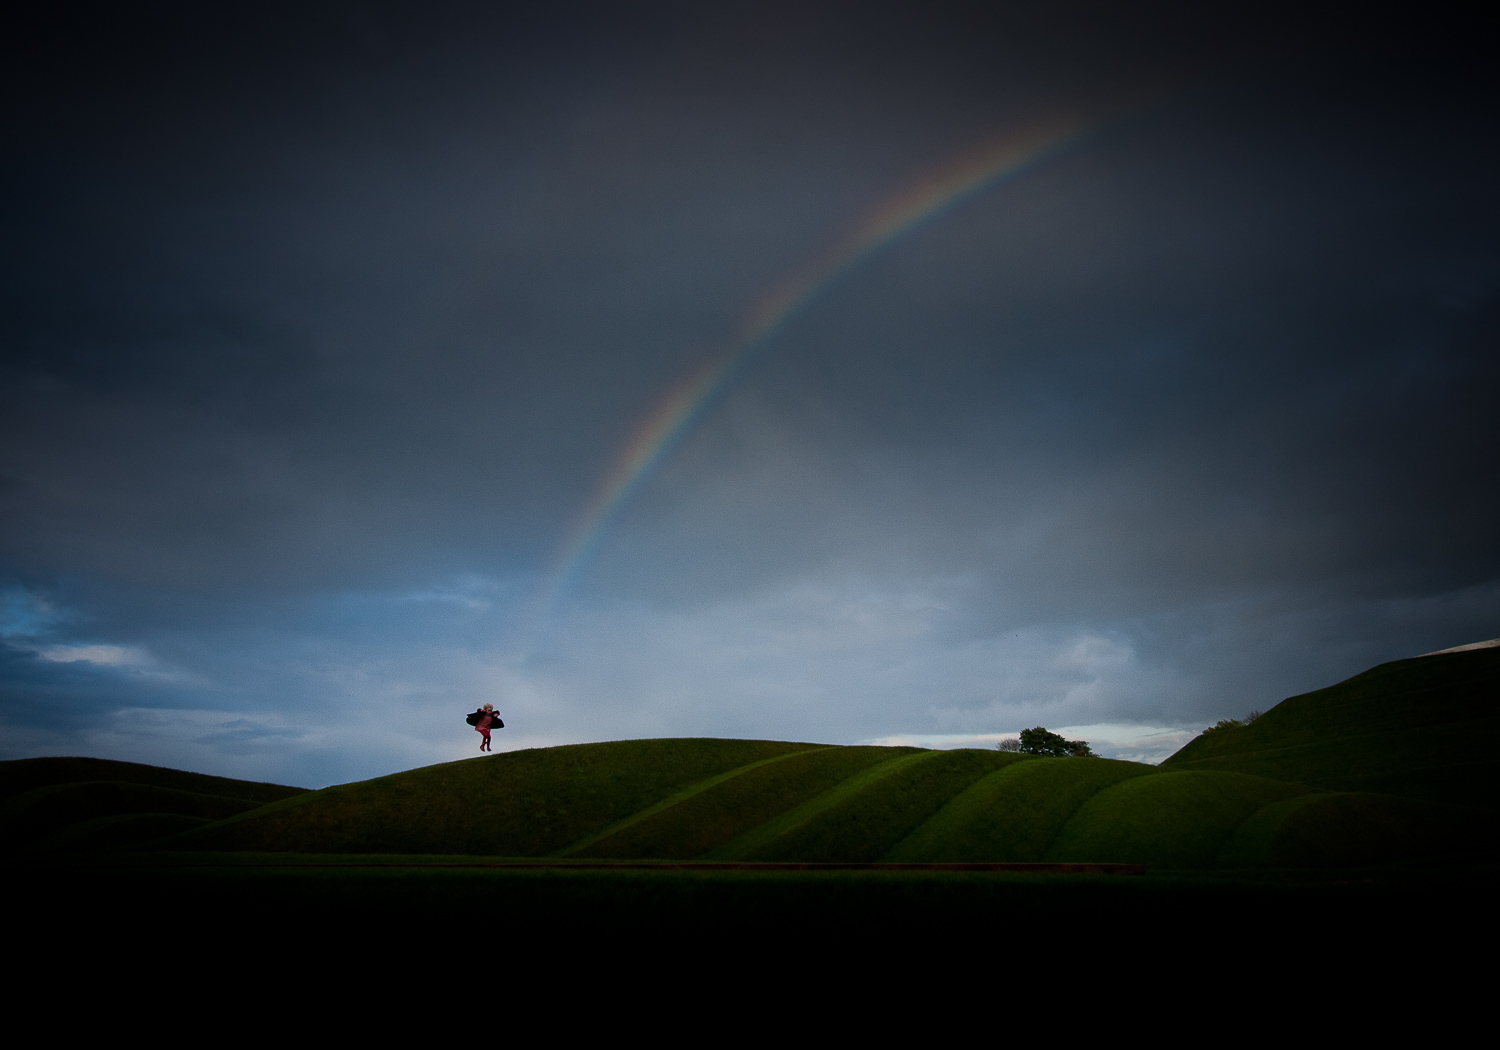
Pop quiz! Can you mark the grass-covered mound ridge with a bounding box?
[165,734,1489,868]
[886,757,1154,862]
[177,738,822,856]
[0,756,307,805]
[1162,646,1500,809]
[0,757,308,854]
[172,740,1060,861]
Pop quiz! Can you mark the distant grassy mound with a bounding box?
[0,756,306,805]
[0,781,264,852]
[0,757,308,853]
[1163,647,1500,809]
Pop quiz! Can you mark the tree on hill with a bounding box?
[1017,727,1095,757]
[1200,710,1264,736]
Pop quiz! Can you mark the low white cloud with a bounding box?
[863,724,1204,764]
[397,574,517,613]
[1050,723,1204,764]
[29,641,202,686]
[38,644,151,666]
[864,732,1018,749]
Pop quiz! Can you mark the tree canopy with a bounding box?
[1017,727,1094,757]
[1199,710,1264,736]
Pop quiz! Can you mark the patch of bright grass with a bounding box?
[577,746,919,859]
[703,750,938,861]
[727,748,1022,862]
[553,748,822,857]
[884,756,1150,862]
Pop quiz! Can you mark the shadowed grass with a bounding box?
[553,748,823,857]
[885,757,1151,862]
[1218,792,1496,867]
[15,851,1496,959]
[1163,647,1500,809]
[577,746,918,859]
[1049,770,1310,868]
[1,781,265,852]
[39,812,213,852]
[0,757,306,805]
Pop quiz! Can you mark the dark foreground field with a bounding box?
[14,849,1497,947]
[12,849,1497,997]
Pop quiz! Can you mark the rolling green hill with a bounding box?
[1162,646,1500,809]
[886,756,1153,862]
[173,737,820,855]
[6,644,1496,869]
[0,756,308,805]
[0,757,308,854]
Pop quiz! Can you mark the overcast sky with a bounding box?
[3,3,1497,787]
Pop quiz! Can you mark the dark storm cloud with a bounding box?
[599,90,1500,606]
[3,3,1498,783]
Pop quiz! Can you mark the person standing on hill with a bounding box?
[466,703,504,752]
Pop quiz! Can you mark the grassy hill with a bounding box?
[5,645,1495,869]
[173,737,820,855]
[0,757,308,854]
[1162,646,1500,808]
[0,756,308,804]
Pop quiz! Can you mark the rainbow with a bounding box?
[545,113,1095,610]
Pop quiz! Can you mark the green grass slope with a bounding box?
[1217,792,1495,868]
[0,757,308,853]
[570,745,920,859]
[175,738,818,855]
[1048,770,1311,868]
[715,748,1023,862]
[1162,647,1500,809]
[885,757,1154,862]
